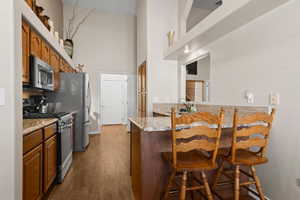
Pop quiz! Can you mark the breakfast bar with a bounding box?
[129,104,270,200]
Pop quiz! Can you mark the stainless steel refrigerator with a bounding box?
[47,72,91,152]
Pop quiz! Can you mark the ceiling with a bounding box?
[63,0,137,16]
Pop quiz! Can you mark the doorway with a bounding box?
[100,74,128,125]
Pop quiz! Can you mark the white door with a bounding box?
[101,74,127,125]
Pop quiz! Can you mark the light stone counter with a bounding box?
[23,118,58,136]
[130,104,270,132]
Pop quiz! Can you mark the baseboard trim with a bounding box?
[89,131,101,135]
[248,188,271,200]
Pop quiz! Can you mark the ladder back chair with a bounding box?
[162,108,225,200]
[213,108,276,200]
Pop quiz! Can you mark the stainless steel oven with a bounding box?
[57,113,73,183]
[30,56,54,91]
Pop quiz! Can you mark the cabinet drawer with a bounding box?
[23,129,43,154]
[44,123,57,140]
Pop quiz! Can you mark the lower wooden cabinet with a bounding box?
[23,144,43,200]
[23,123,58,200]
[43,135,57,192]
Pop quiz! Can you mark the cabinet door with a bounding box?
[41,41,50,64]
[60,58,65,72]
[50,50,60,72]
[23,145,43,200]
[22,21,30,83]
[50,50,61,90]
[30,30,42,58]
[43,135,57,192]
[25,0,34,9]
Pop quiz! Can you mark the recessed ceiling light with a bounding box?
[184,46,190,54]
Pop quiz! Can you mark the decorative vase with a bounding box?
[64,39,74,58]
[167,30,175,47]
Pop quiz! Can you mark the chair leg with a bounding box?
[251,166,265,200]
[213,160,225,189]
[234,165,240,200]
[201,171,214,200]
[163,170,176,200]
[188,172,195,200]
[180,171,187,200]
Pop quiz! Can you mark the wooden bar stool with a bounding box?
[162,108,225,200]
[213,108,276,200]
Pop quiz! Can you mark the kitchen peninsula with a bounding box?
[129,104,270,200]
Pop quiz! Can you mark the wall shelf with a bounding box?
[21,1,75,68]
[164,0,290,60]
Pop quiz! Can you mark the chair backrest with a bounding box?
[171,108,225,167]
[231,108,276,162]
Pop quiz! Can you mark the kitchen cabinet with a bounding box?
[43,135,57,192]
[50,50,61,91]
[30,30,42,58]
[22,20,30,83]
[41,41,50,64]
[50,49,60,72]
[25,0,34,9]
[23,123,58,200]
[186,80,205,102]
[186,80,196,101]
[23,144,43,200]
[60,58,66,72]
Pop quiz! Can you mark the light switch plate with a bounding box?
[0,88,5,106]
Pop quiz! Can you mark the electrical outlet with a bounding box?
[245,90,254,104]
[297,178,300,188]
[269,92,280,105]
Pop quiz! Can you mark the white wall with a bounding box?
[146,0,179,113]
[64,4,137,132]
[0,0,22,199]
[36,0,64,37]
[180,0,300,198]
[137,0,147,66]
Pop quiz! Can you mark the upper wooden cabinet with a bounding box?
[23,144,43,200]
[30,30,42,58]
[41,41,50,64]
[60,58,67,72]
[22,21,30,83]
[50,49,60,72]
[43,135,57,193]
[25,0,34,9]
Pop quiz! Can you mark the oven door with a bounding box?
[58,122,73,166]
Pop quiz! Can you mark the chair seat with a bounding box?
[226,149,268,165]
[162,150,217,171]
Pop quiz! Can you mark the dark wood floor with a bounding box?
[47,125,254,200]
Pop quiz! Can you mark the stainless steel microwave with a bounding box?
[30,56,54,91]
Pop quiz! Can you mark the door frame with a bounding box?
[100,74,128,125]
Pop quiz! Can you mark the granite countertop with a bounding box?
[129,116,235,132]
[139,104,271,132]
[23,118,58,136]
